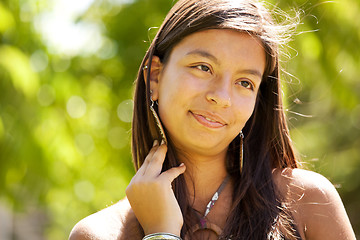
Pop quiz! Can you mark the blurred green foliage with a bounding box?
[0,0,359,239]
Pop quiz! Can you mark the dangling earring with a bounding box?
[239,131,244,174]
[150,94,167,144]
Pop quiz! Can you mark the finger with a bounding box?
[160,163,186,183]
[144,142,168,176]
[138,140,160,175]
[144,140,160,164]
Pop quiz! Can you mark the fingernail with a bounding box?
[160,139,165,145]
[153,140,159,147]
[179,163,185,167]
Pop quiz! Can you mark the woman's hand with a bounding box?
[125,140,186,236]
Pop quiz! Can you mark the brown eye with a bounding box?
[238,80,254,90]
[195,64,211,73]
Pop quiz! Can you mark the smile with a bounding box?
[190,111,227,129]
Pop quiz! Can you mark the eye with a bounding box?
[193,64,211,73]
[237,80,254,90]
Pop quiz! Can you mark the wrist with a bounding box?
[145,229,181,237]
[143,232,182,240]
[144,223,182,237]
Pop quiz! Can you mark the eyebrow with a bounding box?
[185,50,219,65]
[238,69,263,80]
[185,49,263,80]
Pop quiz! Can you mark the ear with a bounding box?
[143,56,163,101]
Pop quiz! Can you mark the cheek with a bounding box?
[157,72,188,124]
[159,71,203,103]
[234,96,257,124]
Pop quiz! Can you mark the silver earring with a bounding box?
[240,131,244,174]
[150,95,167,144]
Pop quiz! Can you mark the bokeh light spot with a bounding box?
[30,50,49,72]
[75,133,94,156]
[52,57,71,72]
[117,99,133,123]
[37,84,56,106]
[67,96,87,118]
[97,37,118,59]
[89,107,109,129]
[74,180,95,203]
[300,32,322,60]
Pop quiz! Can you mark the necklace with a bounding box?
[185,175,230,240]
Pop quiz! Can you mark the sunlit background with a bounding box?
[0,0,359,239]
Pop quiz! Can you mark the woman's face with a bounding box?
[151,29,266,157]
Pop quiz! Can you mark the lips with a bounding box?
[190,110,227,128]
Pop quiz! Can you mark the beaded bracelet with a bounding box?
[142,232,182,240]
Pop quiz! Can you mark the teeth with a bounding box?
[205,117,217,123]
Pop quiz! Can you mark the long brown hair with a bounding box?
[132,0,299,239]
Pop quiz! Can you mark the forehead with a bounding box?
[166,29,266,74]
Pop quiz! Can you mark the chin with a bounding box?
[179,137,229,155]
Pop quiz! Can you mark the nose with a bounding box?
[205,78,232,107]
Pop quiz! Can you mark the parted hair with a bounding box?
[132,0,300,239]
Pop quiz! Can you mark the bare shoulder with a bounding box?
[274,168,356,240]
[69,197,143,240]
[275,168,339,200]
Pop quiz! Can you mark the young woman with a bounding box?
[69,0,356,239]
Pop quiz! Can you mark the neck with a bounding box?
[177,149,229,205]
